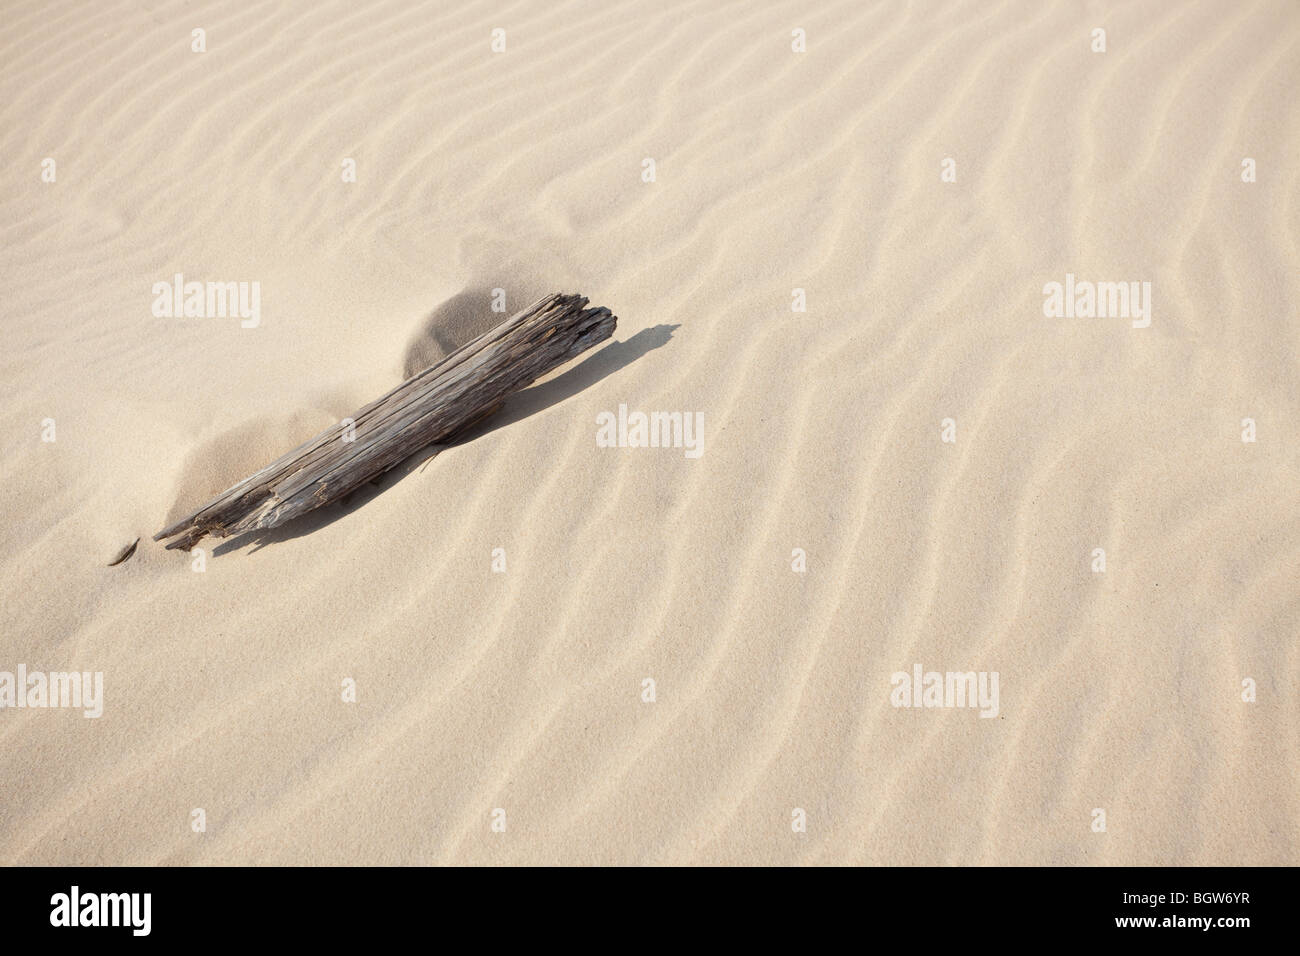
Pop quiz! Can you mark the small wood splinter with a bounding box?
[107,538,140,567]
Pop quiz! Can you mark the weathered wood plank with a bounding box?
[155,293,616,550]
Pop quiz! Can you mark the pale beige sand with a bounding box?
[1,0,1297,865]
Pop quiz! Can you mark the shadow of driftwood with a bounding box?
[463,323,678,442]
[213,323,678,556]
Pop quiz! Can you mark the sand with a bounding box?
[1,0,1296,865]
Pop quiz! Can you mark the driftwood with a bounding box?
[155,293,616,550]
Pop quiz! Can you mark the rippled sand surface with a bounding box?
[1,0,1296,864]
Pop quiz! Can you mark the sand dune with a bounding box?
[1,0,1296,865]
